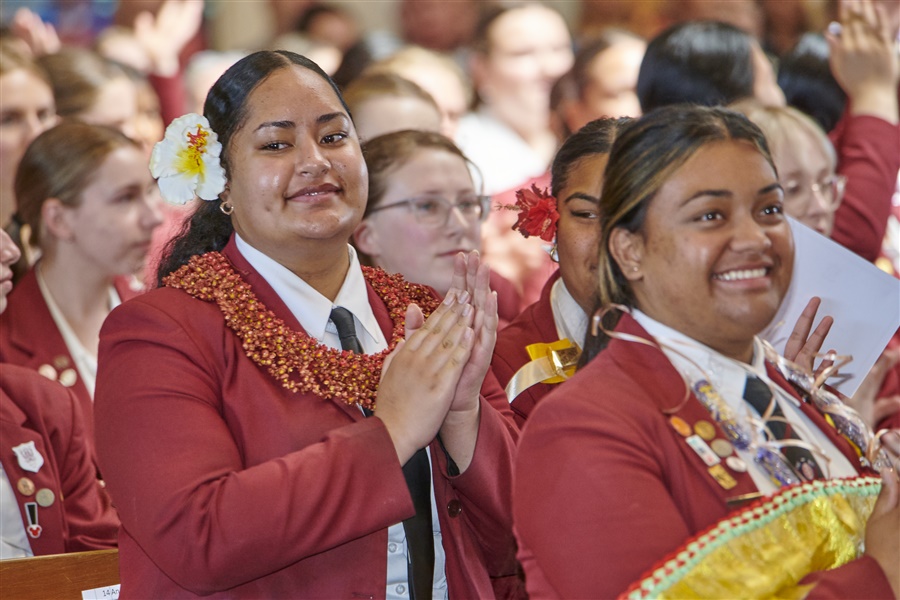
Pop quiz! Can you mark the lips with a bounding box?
[712,267,769,282]
[288,183,341,200]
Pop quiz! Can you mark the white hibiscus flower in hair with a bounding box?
[150,114,227,205]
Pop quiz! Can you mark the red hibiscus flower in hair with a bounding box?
[510,184,559,242]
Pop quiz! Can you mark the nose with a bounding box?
[140,190,165,230]
[298,141,329,177]
[445,203,472,232]
[23,114,45,145]
[0,234,22,266]
[730,212,772,253]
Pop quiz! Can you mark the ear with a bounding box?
[352,219,382,258]
[609,226,645,281]
[41,198,76,243]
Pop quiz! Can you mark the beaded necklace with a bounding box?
[164,251,440,410]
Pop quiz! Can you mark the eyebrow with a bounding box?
[563,192,600,204]
[253,113,348,133]
[679,182,782,206]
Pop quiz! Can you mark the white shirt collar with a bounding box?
[234,234,387,352]
[631,309,768,405]
[549,278,588,348]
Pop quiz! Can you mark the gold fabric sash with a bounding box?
[621,477,881,600]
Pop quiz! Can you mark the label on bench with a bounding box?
[81,584,120,599]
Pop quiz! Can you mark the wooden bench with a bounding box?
[0,549,119,600]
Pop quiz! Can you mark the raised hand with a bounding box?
[375,295,475,466]
[434,251,499,472]
[826,0,900,123]
[447,251,498,413]
[9,8,60,57]
[133,0,204,77]
[784,297,834,377]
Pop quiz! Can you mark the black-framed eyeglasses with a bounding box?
[368,194,491,227]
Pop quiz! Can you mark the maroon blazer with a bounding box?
[829,111,900,262]
[492,271,561,427]
[0,364,118,556]
[514,314,893,599]
[0,268,143,446]
[94,238,518,598]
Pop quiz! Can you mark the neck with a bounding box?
[272,241,351,302]
[39,250,116,317]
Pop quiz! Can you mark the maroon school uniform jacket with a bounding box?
[514,314,893,599]
[94,237,518,598]
[0,268,143,446]
[829,111,900,263]
[0,364,118,555]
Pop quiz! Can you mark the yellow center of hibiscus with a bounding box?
[175,125,209,176]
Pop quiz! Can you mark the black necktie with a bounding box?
[329,306,364,354]
[743,375,824,481]
[329,306,434,600]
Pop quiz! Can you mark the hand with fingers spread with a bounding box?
[826,0,900,124]
[133,0,205,77]
[784,297,835,377]
[9,8,60,57]
[375,293,475,466]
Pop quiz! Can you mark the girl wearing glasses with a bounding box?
[354,129,522,325]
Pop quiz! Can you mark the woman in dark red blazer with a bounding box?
[514,105,899,599]
[491,117,630,426]
[0,229,118,558]
[94,50,517,598]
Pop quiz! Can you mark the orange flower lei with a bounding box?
[163,251,440,410]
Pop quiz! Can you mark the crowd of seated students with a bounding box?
[0,0,898,598]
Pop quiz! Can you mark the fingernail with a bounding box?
[457,290,470,304]
[443,291,455,305]
[462,303,472,317]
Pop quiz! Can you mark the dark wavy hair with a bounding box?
[156,50,348,286]
[637,21,755,113]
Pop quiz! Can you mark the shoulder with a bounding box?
[0,365,78,433]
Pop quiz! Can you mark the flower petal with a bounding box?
[157,172,199,205]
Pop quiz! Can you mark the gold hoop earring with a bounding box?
[220,201,234,216]
[549,244,559,263]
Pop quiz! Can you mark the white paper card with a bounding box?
[762,218,900,396]
[81,584,120,599]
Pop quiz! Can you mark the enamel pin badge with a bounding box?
[12,441,44,473]
[25,502,41,538]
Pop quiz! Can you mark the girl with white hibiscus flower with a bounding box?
[0,121,163,451]
[93,50,516,598]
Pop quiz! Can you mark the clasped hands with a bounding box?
[376,251,497,472]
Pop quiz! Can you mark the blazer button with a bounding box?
[447,499,462,518]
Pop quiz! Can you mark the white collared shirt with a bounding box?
[35,266,121,399]
[0,464,33,558]
[235,234,448,600]
[549,278,588,348]
[632,310,857,496]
